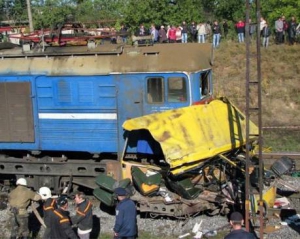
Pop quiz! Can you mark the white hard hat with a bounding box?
[39,187,52,200]
[16,178,27,186]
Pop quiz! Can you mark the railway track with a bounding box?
[260,152,300,169]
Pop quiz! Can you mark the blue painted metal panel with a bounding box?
[36,76,118,153]
[0,72,203,154]
[36,76,116,111]
[116,75,143,154]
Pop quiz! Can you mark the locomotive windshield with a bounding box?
[167,77,187,102]
[147,77,164,103]
[147,76,188,104]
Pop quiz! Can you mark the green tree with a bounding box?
[123,0,204,32]
[202,0,245,22]
[261,0,300,26]
[3,0,300,33]
[32,0,75,29]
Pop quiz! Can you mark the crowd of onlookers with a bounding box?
[116,16,300,49]
[1,17,299,49]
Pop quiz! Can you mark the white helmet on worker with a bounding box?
[39,187,52,200]
[16,178,27,186]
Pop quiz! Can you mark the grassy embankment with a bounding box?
[213,42,300,152]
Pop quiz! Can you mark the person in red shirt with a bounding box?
[168,25,177,43]
[235,20,245,43]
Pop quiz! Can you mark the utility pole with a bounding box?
[26,0,34,32]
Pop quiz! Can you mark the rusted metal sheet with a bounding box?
[0,43,212,75]
[0,82,34,142]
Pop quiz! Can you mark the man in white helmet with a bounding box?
[39,186,57,239]
[8,178,41,239]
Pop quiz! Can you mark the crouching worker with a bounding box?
[225,211,255,239]
[71,191,93,239]
[39,187,57,239]
[49,195,78,239]
[113,187,137,239]
[8,178,41,239]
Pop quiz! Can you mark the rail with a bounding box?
[261,152,300,160]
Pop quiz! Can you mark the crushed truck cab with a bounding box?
[94,98,275,217]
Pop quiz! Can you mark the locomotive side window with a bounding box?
[167,77,187,102]
[200,71,211,98]
[147,77,164,103]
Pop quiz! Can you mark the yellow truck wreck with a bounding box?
[94,98,272,217]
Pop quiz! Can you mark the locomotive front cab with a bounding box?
[143,69,213,113]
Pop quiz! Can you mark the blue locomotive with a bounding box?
[0,43,213,192]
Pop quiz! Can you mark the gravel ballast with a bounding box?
[1,175,299,238]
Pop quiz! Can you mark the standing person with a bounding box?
[175,25,182,43]
[260,17,266,33]
[168,25,177,43]
[189,21,197,42]
[224,212,255,239]
[248,19,256,40]
[261,22,271,48]
[39,186,57,239]
[49,195,78,239]
[135,24,146,45]
[205,21,212,42]
[8,178,41,239]
[110,27,117,44]
[150,24,158,44]
[119,24,128,43]
[136,24,146,37]
[71,191,93,239]
[181,21,188,43]
[212,20,221,48]
[223,20,229,39]
[236,20,245,43]
[282,16,288,43]
[275,16,283,44]
[197,22,206,43]
[288,16,297,45]
[158,25,167,43]
[113,188,137,239]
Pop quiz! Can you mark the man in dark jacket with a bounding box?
[49,196,78,239]
[113,187,137,239]
[39,187,57,239]
[8,178,41,239]
[212,21,221,48]
[189,21,197,42]
[224,212,255,239]
[223,20,229,38]
[261,23,271,48]
[288,16,297,45]
[71,191,93,239]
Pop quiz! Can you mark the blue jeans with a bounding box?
[262,37,269,48]
[181,33,187,43]
[213,34,220,48]
[198,34,205,43]
[238,33,244,43]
